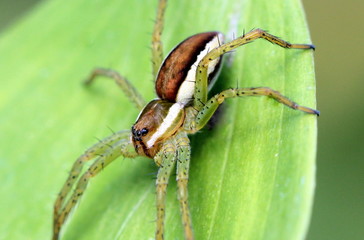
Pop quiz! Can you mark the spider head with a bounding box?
[131,99,185,158]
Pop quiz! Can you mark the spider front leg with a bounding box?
[53,131,137,240]
[154,139,177,240]
[194,28,315,109]
[54,130,130,217]
[84,68,146,110]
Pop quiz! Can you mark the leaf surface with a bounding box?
[0,0,317,239]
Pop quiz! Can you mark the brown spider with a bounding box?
[52,0,318,239]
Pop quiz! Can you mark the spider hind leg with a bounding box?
[193,87,319,131]
[194,28,315,110]
[151,0,167,77]
[84,68,146,110]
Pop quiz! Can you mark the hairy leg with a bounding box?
[151,0,167,77]
[175,132,193,240]
[84,68,146,110]
[194,28,315,109]
[54,130,131,217]
[154,140,177,240]
[194,87,319,131]
[53,134,137,240]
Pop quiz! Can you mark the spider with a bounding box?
[52,0,319,239]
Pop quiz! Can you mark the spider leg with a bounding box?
[194,28,315,109]
[53,132,137,240]
[154,140,177,240]
[151,0,167,77]
[84,68,146,110]
[54,130,130,217]
[194,87,319,131]
[175,132,193,240]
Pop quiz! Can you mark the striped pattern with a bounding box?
[146,102,184,148]
[155,32,224,103]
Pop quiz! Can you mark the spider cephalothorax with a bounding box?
[52,0,318,239]
[131,100,185,158]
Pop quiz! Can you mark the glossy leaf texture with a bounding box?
[0,0,317,239]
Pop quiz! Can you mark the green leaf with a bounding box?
[0,0,317,239]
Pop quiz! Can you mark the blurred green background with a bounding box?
[0,0,362,239]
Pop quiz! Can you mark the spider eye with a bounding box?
[131,126,148,138]
[131,127,141,137]
[141,128,148,136]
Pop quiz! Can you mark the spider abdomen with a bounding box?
[155,32,224,104]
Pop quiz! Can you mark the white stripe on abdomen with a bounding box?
[176,33,224,104]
